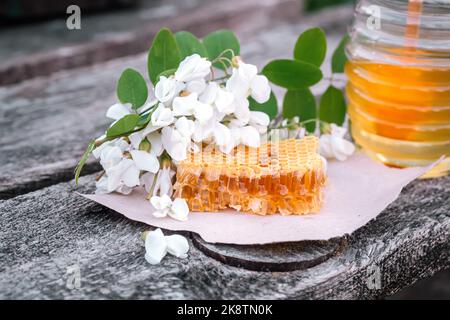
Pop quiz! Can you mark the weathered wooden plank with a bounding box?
[0,174,448,299]
[0,7,353,199]
[192,234,347,272]
[0,55,144,199]
[0,0,302,85]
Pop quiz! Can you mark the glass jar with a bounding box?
[346,0,450,177]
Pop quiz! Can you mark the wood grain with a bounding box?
[0,0,301,86]
[0,174,447,299]
[192,234,347,272]
[1,3,447,299]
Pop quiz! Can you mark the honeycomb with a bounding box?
[173,136,327,215]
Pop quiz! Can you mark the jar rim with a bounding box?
[348,0,450,66]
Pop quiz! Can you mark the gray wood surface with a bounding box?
[192,234,347,272]
[0,0,301,86]
[0,3,448,299]
[0,174,448,299]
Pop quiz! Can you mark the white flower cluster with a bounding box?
[92,53,271,220]
[155,54,271,158]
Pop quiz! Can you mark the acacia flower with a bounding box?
[144,228,189,265]
[319,124,355,161]
[94,139,159,194]
[175,54,211,82]
[150,194,189,221]
[106,103,133,120]
[154,76,182,105]
[172,92,213,123]
[226,58,271,104]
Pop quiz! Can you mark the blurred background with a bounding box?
[0,0,447,300]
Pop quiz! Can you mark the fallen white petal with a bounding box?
[144,228,168,265]
[166,234,189,258]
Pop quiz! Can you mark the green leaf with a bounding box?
[262,59,322,90]
[203,29,240,70]
[75,140,96,185]
[294,27,327,67]
[137,112,152,127]
[283,89,317,132]
[117,68,148,109]
[331,34,349,73]
[175,31,208,59]
[106,114,140,137]
[319,85,346,126]
[249,91,278,120]
[148,28,181,85]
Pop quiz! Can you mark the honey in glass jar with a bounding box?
[346,0,450,177]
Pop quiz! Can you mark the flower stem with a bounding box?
[138,101,158,115]
[212,75,231,82]
[146,170,159,200]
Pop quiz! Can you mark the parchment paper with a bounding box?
[82,153,434,244]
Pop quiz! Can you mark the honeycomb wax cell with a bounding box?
[173,137,327,215]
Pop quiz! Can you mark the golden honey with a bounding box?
[346,0,450,177]
[174,137,326,215]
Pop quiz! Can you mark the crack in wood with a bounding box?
[191,233,348,272]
